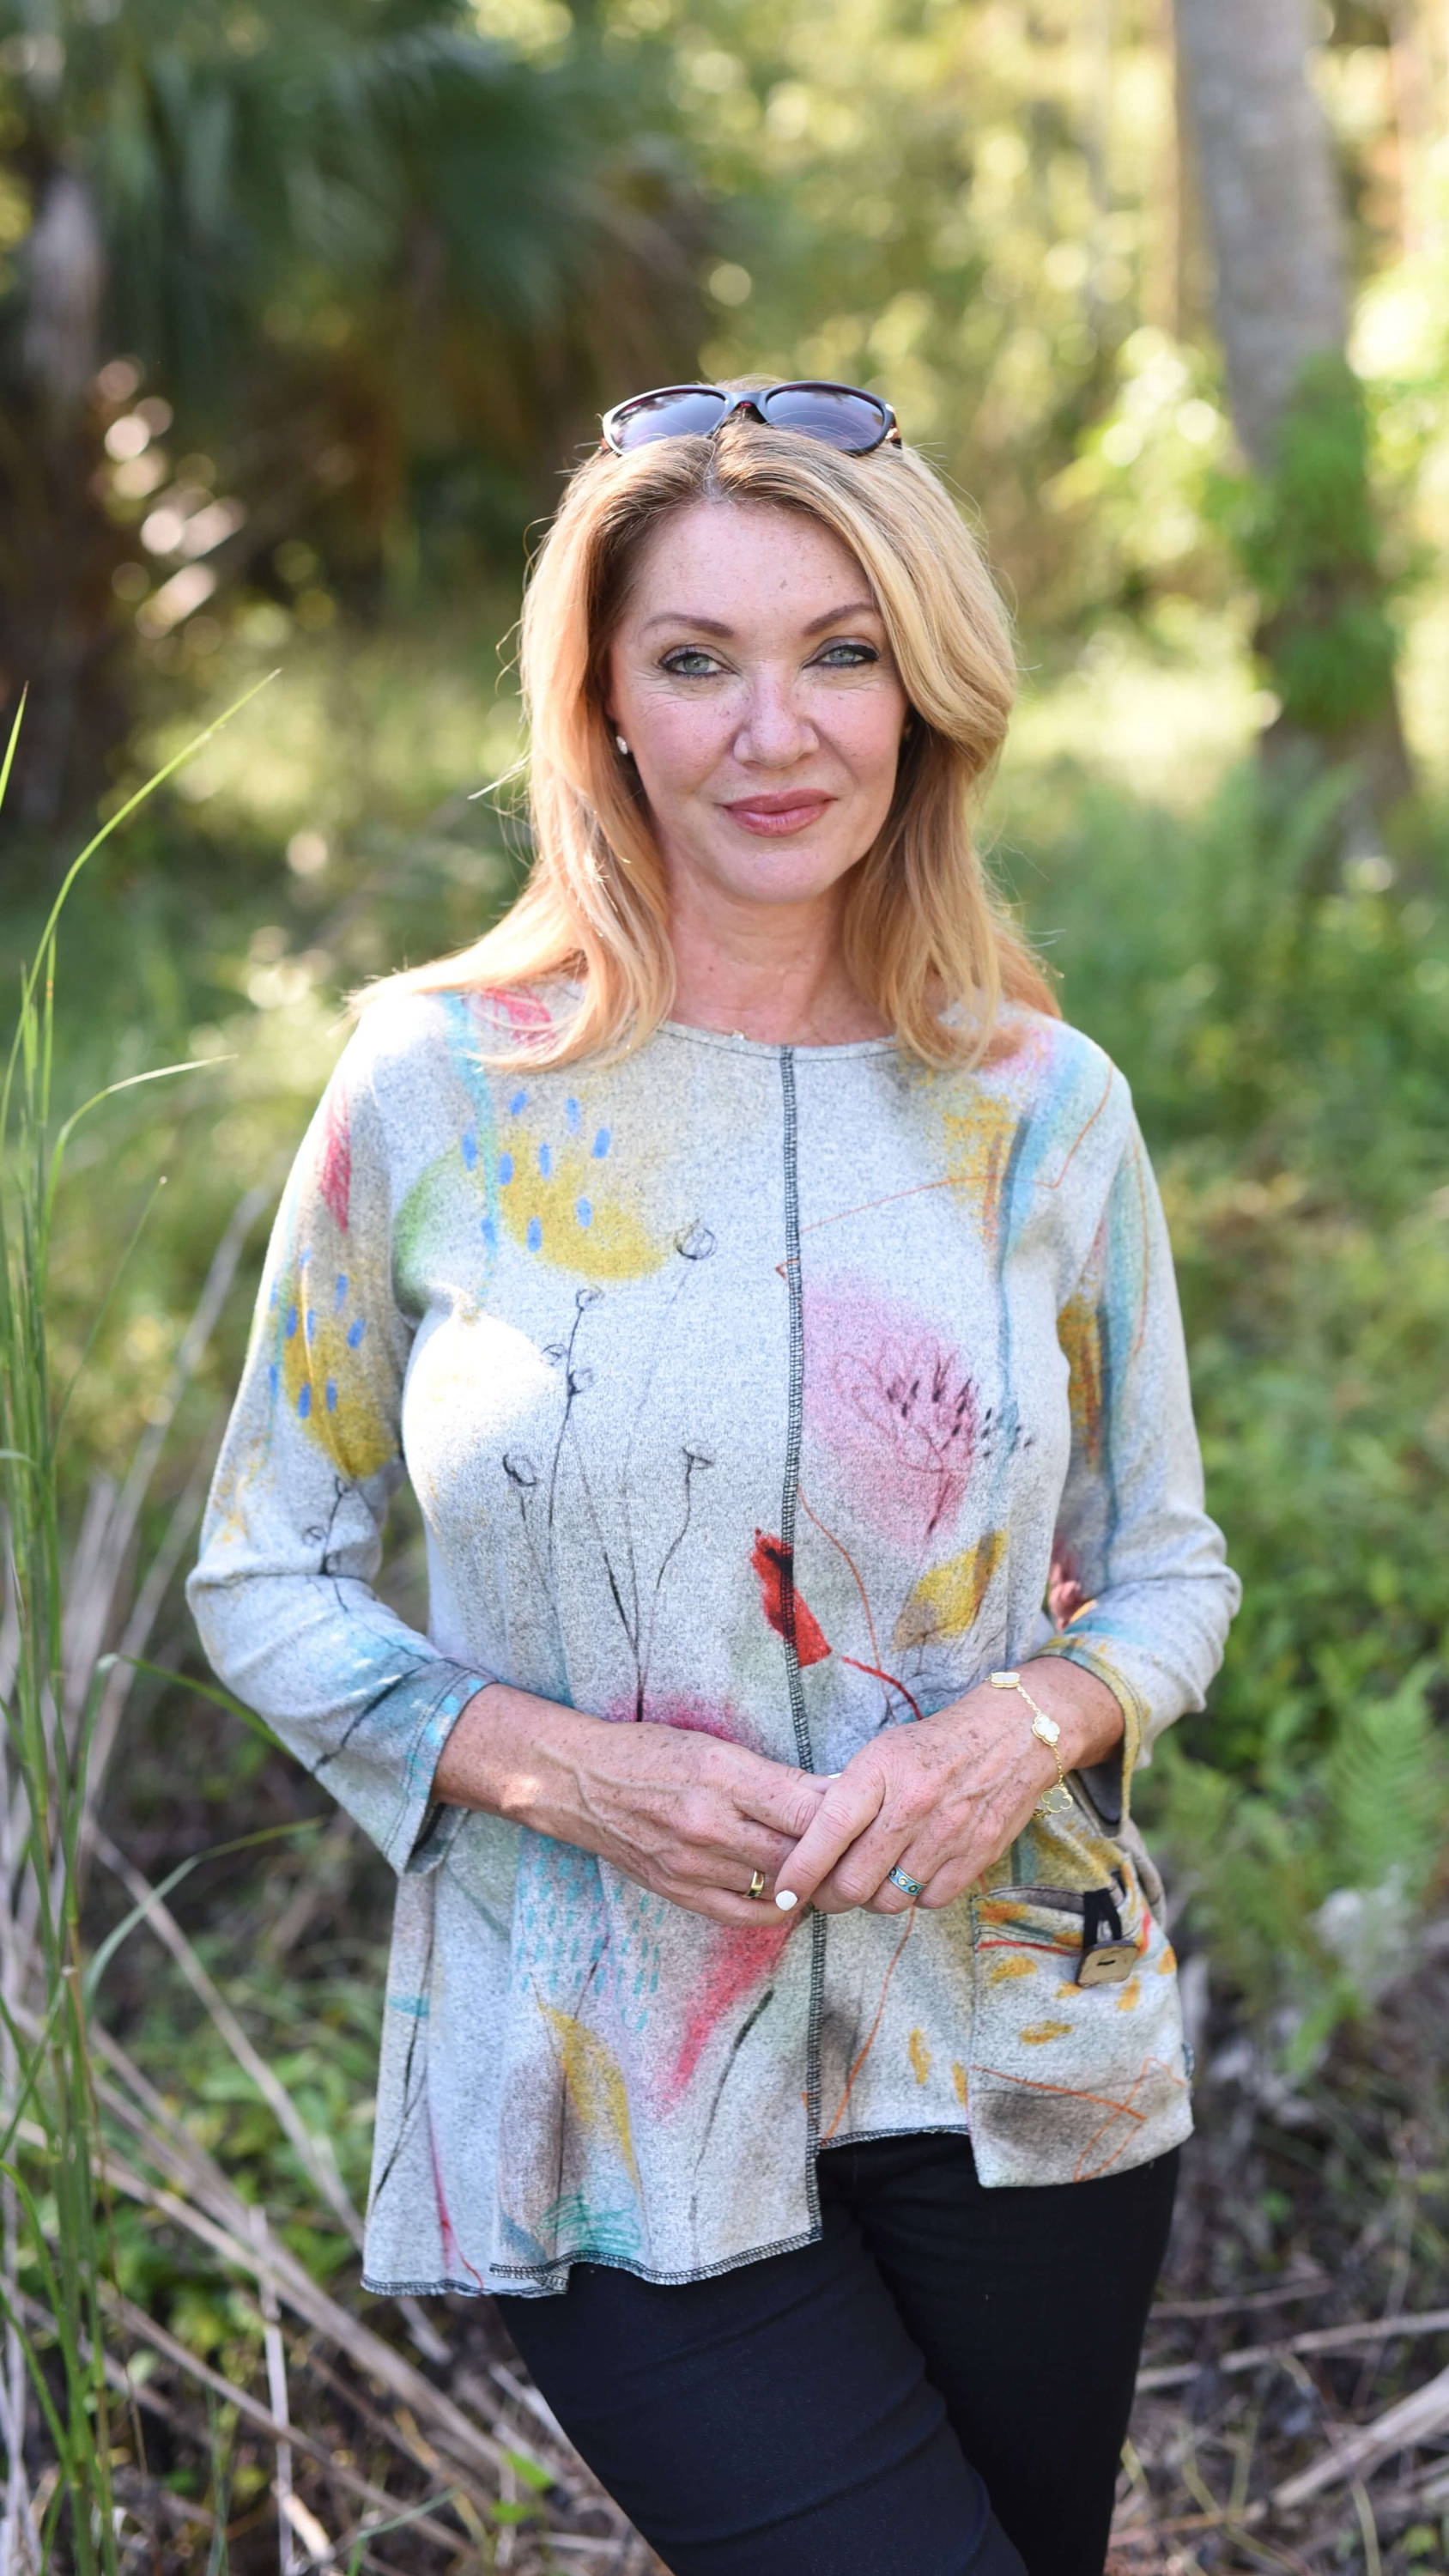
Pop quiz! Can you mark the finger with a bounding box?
[659,1882,806,1929]
[731,1759,833,1844]
[672,1826,802,1890]
[915,1856,979,1912]
[807,1818,911,1913]
[772,1772,885,1913]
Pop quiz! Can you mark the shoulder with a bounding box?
[342,975,574,1097]
[983,1004,1130,1127]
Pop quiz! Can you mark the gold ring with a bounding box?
[748,1868,767,1899]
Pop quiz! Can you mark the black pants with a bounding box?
[497,2130,1179,2576]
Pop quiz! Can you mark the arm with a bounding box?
[185,1012,494,1876]
[1031,1086,1241,1820]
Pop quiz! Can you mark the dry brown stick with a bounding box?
[1270,2357,1449,2509]
[251,2205,300,2576]
[1137,2303,1449,2391]
[1149,2271,1330,2322]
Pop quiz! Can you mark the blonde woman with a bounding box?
[188,379,1240,2576]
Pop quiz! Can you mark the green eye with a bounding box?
[816,641,878,666]
[661,648,720,677]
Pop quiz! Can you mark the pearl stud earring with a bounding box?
[615,732,630,757]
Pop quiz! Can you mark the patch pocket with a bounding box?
[966,1861,1194,2188]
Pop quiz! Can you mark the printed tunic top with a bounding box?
[185,980,1240,2299]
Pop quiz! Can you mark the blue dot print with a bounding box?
[526,1216,543,1254]
[591,1127,610,1159]
[499,1152,514,1185]
[509,1090,528,1115]
[346,1315,366,1348]
[575,1198,592,1230]
[565,1097,582,1133]
[296,1383,312,1419]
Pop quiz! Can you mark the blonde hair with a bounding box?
[352,390,1058,1067]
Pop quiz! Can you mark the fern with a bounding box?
[1325,1658,1447,1905]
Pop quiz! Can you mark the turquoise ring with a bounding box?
[887,1865,924,1899]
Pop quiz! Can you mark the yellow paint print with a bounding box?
[1057,1291,1105,1464]
[940,1093,1018,1248]
[951,2062,969,2112]
[987,1956,1035,1985]
[907,2027,932,2085]
[894,1529,1005,1652]
[1019,2020,1073,2045]
[279,1279,394,1481]
[499,1115,670,1283]
[1114,1978,1142,2012]
[539,2005,641,2186]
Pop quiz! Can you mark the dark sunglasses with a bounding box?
[600,380,900,457]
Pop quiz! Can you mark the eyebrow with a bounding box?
[640,598,882,638]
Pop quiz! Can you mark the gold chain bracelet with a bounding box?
[989,1669,1076,1820]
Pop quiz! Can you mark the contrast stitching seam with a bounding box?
[779,1046,823,2232]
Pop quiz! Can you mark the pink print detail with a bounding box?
[317,1088,352,1231]
[427,2104,487,2289]
[466,985,555,1035]
[601,1691,762,1753]
[804,1282,978,1544]
[666,1919,791,2103]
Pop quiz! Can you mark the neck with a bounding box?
[664,871,889,1048]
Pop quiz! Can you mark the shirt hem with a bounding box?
[361,2216,827,2303]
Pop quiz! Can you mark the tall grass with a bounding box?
[0,689,268,2571]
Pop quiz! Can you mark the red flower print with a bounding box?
[750,1532,832,1667]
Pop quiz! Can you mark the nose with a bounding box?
[734,671,818,769]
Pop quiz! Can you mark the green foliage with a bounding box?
[1150,1662,1449,2075]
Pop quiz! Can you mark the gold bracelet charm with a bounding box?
[989,1669,1076,1820]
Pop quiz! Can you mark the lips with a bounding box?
[723,793,834,837]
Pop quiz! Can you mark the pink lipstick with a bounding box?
[724,793,834,836]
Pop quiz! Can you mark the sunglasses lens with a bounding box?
[759,385,888,451]
[609,389,730,449]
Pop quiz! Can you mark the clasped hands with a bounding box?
[441,1662,1125,1932]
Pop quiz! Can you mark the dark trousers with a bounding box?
[497,2129,1179,2576]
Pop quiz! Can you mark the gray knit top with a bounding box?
[185,980,1240,2297]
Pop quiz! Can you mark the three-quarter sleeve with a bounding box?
[1035,1082,1240,1820]
[184,1012,494,1874]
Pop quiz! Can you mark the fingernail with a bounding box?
[774,1889,798,1911]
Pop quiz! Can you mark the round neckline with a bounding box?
[551,974,899,1060]
[656,1014,899,1060]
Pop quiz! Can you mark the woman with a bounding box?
[187,378,1240,2576]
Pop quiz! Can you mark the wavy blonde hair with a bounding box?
[353,386,1058,1066]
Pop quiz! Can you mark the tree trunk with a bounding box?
[0,164,127,836]
[1172,0,1416,841]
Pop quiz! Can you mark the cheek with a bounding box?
[627,696,733,791]
[830,692,908,787]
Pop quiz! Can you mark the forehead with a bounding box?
[621,498,874,622]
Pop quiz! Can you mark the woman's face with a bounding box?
[605,498,911,915]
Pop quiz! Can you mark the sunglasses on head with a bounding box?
[600,380,900,457]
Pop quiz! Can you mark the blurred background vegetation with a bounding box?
[3,0,1448,2567]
